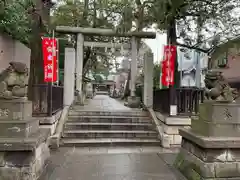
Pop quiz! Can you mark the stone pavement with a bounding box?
[39,147,185,180]
[77,95,131,111]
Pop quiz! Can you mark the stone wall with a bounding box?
[175,134,240,180]
[0,33,30,72]
[0,142,50,180]
[155,112,191,148]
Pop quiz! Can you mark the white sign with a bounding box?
[170,105,177,116]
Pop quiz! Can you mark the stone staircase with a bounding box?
[95,91,109,95]
[61,107,161,147]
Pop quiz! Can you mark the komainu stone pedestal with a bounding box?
[127,96,141,108]
[175,101,240,180]
[74,93,84,106]
[0,99,50,180]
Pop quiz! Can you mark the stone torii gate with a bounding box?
[56,26,156,107]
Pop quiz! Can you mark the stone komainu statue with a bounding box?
[0,62,28,99]
[204,70,239,102]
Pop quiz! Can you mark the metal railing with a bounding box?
[52,85,64,114]
[153,87,204,116]
[32,84,63,116]
[153,88,170,114]
[176,87,204,116]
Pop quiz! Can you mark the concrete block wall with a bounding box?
[156,112,191,148]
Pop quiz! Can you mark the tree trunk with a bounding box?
[135,0,144,51]
[28,0,50,115]
[83,0,89,24]
[28,1,45,101]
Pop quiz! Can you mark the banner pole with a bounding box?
[48,30,55,116]
[52,30,55,84]
[179,47,183,87]
[159,44,163,89]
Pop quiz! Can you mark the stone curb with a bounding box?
[48,106,70,149]
[147,108,168,147]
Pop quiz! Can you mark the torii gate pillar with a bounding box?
[130,36,137,97]
[127,36,141,108]
[75,33,84,104]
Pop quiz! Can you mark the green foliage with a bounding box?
[52,0,123,74]
[91,58,113,80]
[0,0,32,45]
[142,0,240,49]
[51,0,85,27]
[51,0,120,28]
[58,39,74,69]
[51,0,240,76]
[2,0,240,52]
[93,74,104,83]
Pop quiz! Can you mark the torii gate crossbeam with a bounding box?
[56,26,156,38]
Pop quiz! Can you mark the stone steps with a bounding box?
[95,91,109,95]
[67,116,151,123]
[61,109,161,147]
[61,138,161,147]
[63,130,158,138]
[64,122,154,130]
[68,110,149,117]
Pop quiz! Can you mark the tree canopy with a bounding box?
[1,0,240,81]
[0,0,32,45]
[2,0,240,53]
[50,0,240,76]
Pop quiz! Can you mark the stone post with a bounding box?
[130,36,137,97]
[64,48,75,106]
[76,33,84,104]
[127,37,141,108]
[143,52,154,107]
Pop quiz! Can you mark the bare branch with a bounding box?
[176,42,209,53]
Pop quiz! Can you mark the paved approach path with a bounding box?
[39,147,184,180]
[77,95,132,111]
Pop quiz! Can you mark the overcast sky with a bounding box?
[143,30,167,63]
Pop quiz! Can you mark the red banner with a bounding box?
[42,37,58,82]
[161,45,177,86]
